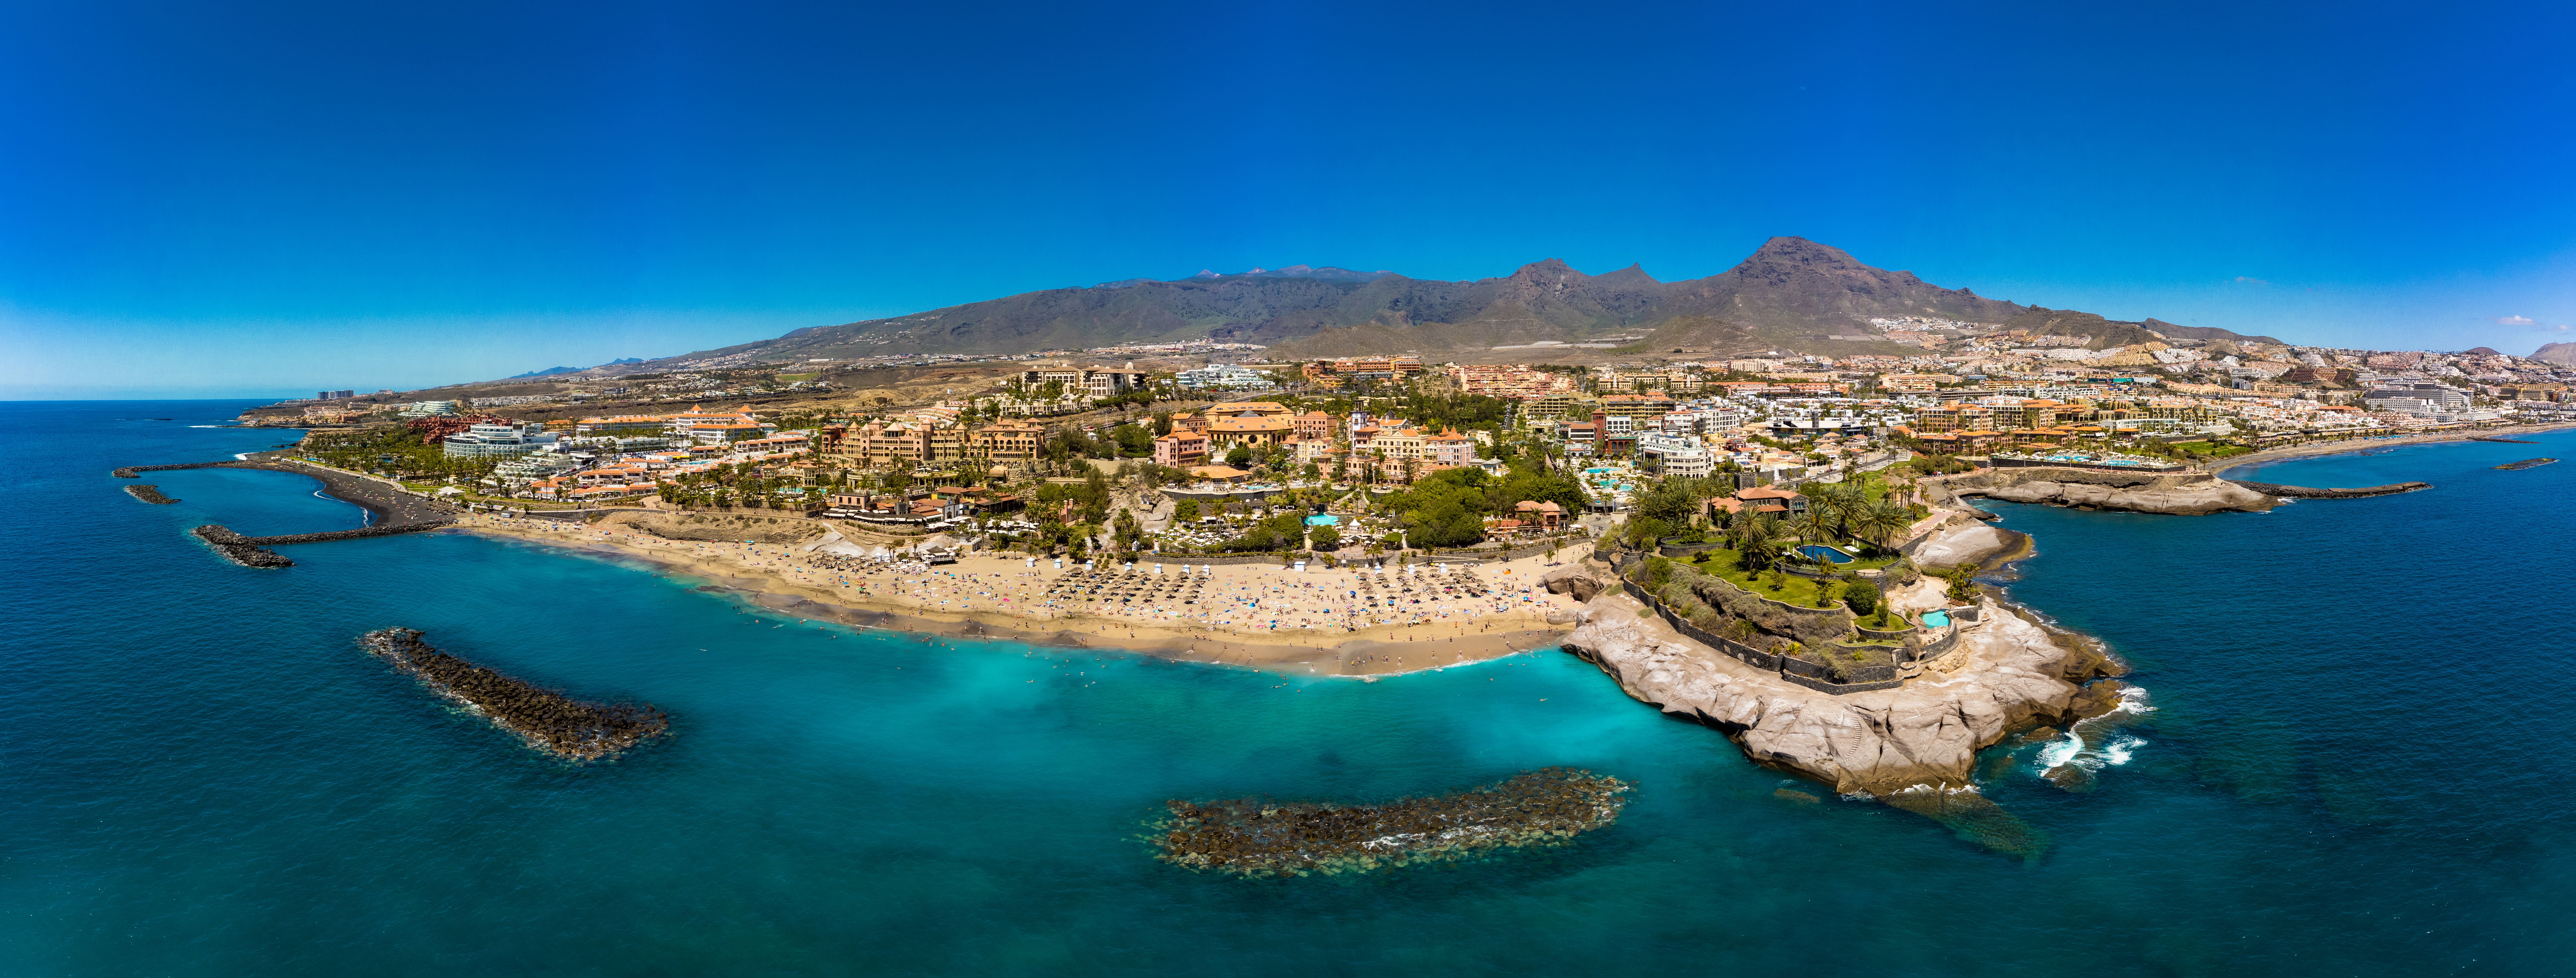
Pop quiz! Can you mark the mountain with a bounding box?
[628,237,2218,366]
[603,357,645,365]
[1186,265,1394,282]
[507,366,582,379]
[2532,342,2576,365]
[2462,346,2504,356]
[2140,319,2288,346]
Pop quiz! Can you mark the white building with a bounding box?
[442,423,560,459]
[1176,364,1277,390]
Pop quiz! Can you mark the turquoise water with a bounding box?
[1304,513,1339,526]
[1921,609,1950,627]
[8,402,2576,974]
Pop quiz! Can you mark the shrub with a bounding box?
[1844,581,1882,618]
[1643,556,1673,589]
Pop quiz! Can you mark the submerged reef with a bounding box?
[358,628,668,762]
[1148,767,1630,877]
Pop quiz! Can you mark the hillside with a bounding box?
[623,237,2214,368]
[2139,319,2288,347]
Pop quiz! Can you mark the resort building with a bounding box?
[1019,365,1152,397]
[1152,429,1210,467]
[1302,356,1423,387]
[1709,485,1806,518]
[441,423,560,459]
[1174,364,1276,390]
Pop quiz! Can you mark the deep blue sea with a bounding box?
[7,401,2574,975]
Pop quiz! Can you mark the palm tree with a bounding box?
[1849,498,1912,555]
[1735,515,1780,573]
[1806,481,1863,539]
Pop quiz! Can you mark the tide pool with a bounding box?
[6,402,2575,975]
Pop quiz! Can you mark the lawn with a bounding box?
[1663,549,1841,608]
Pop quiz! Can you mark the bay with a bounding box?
[6,401,2571,975]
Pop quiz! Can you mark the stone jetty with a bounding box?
[124,484,177,504]
[123,458,458,565]
[192,525,294,567]
[358,628,669,762]
[1148,767,1630,877]
[2222,479,2431,499]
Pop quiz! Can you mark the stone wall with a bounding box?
[1613,579,1914,695]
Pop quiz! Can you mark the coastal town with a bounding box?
[237,331,2574,555]
[185,330,2565,705]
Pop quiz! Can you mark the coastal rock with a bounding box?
[1908,523,2014,568]
[1542,564,1615,602]
[1940,467,2277,516]
[1563,593,2090,795]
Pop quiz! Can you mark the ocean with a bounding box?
[6,400,2573,975]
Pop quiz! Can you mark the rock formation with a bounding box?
[1934,466,2276,515]
[1562,585,2118,795]
[1906,522,2019,568]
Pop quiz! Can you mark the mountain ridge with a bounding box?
[627,238,2261,368]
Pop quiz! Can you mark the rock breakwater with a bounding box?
[358,628,668,762]
[2224,480,2431,498]
[1148,767,1630,877]
[124,485,177,504]
[192,525,293,567]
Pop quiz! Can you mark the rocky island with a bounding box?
[1149,767,1631,877]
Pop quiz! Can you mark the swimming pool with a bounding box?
[1796,544,1853,564]
[1921,609,1950,627]
[1304,514,1340,526]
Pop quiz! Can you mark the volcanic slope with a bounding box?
[639,237,2203,364]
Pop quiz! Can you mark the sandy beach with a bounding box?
[2217,421,2574,475]
[452,513,1585,676]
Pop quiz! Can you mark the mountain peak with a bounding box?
[1745,236,1864,268]
[1507,258,1586,280]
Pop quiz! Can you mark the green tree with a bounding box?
[1944,565,1979,604]
[1844,580,1880,618]
[1225,444,1253,467]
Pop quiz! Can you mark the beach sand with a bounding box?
[2218,421,2575,474]
[452,513,1584,677]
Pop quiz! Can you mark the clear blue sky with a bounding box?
[7,0,2574,398]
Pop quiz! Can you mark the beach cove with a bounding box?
[9,401,2576,974]
[451,511,1585,676]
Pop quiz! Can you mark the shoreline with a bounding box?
[2218,421,2576,477]
[451,515,1582,678]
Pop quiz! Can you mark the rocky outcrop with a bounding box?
[1563,592,2113,795]
[1905,523,2021,568]
[1941,466,2276,515]
[1542,563,1616,602]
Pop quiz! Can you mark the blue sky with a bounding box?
[6,0,2574,398]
